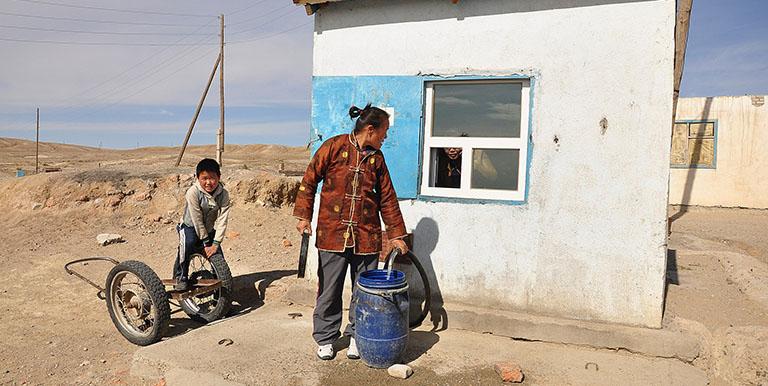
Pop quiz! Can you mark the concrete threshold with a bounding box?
[284,281,702,363]
[132,301,708,386]
[439,302,701,362]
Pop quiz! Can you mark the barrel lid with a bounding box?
[358,269,407,289]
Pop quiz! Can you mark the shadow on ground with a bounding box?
[164,269,297,339]
[401,330,441,363]
[331,330,440,364]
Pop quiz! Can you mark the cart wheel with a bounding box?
[105,260,170,346]
[180,253,232,323]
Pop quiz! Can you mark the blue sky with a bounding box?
[0,0,765,149]
[680,0,768,96]
[0,0,313,148]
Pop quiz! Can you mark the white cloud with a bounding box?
[486,101,520,121]
[435,96,475,106]
[139,109,176,116]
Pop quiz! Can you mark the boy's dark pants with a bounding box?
[174,224,221,282]
[313,248,378,346]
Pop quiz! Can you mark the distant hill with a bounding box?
[0,137,308,178]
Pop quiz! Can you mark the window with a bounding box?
[420,80,530,201]
[671,121,716,168]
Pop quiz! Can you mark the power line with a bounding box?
[228,7,300,35]
[0,24,210,36]
[0,10,211,27]
[47,37,217,119]
[227,4,293,26]
[66,20,217,101]
[12,0,212,18]
[53,47,220,127]
[0,115,36,133]
[0,20,216,132]
[1,10,312,133]
[1,36,216,131]
[230,20,313,44]
[227,0,271,16]
[0,36,217,46]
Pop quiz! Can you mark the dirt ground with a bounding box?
[666,207,768,385]
[671,205,768,266]
[0,137,767,385]
[0,138,308,385]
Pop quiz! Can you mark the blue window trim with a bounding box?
[414,74,535,206]
[670,119,718,170]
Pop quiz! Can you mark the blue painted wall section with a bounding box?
[310,75,535,203]
[311,76,424,198]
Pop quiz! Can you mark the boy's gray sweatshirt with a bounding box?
[181,181,230,244]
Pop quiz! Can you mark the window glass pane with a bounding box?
[671,123,689,165]
[432,82,522,138]
[689,122,714,137]
[688,138,715,167]
[471,149,519,190]
[429,147,463,188]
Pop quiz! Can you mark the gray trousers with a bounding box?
[313,248,378,346]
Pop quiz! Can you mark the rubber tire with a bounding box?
[105,260,170,346]
[180,253,232,323]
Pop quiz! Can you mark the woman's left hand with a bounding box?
[391,239,409,255]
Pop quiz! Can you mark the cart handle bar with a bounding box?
[64,257,120,299]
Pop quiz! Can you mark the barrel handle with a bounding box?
[356,283,409,303]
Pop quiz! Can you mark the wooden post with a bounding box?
[672,0,693,122]
[667,0,694,235]
[175,54,221,167]
[217,14,225,166]
[35,108,39,174]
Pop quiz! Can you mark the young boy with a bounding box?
[173,158,231,291]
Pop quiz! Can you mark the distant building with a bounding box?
[294,0,677,328]
[670,95,768,209]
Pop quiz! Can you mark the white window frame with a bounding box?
[420,79,530,201]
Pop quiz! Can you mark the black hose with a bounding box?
[403,251,431,328]
[383,249,433,328]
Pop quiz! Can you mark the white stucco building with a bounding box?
[295,0,677,328]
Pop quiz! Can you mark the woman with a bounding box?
[294,103,409,360]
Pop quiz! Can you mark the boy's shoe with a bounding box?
[174,279,190,292]
[347,337,360,359]
[316,344,334,360]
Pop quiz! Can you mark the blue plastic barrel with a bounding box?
[354,269,409,368]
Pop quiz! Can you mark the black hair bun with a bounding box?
[349,105,362,119]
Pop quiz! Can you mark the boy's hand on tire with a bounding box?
[205,245,218,258]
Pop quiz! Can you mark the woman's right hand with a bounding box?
[296,219,312,235]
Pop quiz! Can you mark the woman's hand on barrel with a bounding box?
[296,219,312,235]
[391,239,409,255]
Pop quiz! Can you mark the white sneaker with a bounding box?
[347,337,360,359]
[316,344,334,360]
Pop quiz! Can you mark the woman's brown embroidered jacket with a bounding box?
[293,133,407,254]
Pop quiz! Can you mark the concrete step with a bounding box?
[131,302,708,385]
[284,280,703,362]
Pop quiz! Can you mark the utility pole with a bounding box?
[217,13,225,166]
[672,0,693,122]
[175,54,222,167]
[35,108,39,174]
[175,15,225,168]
